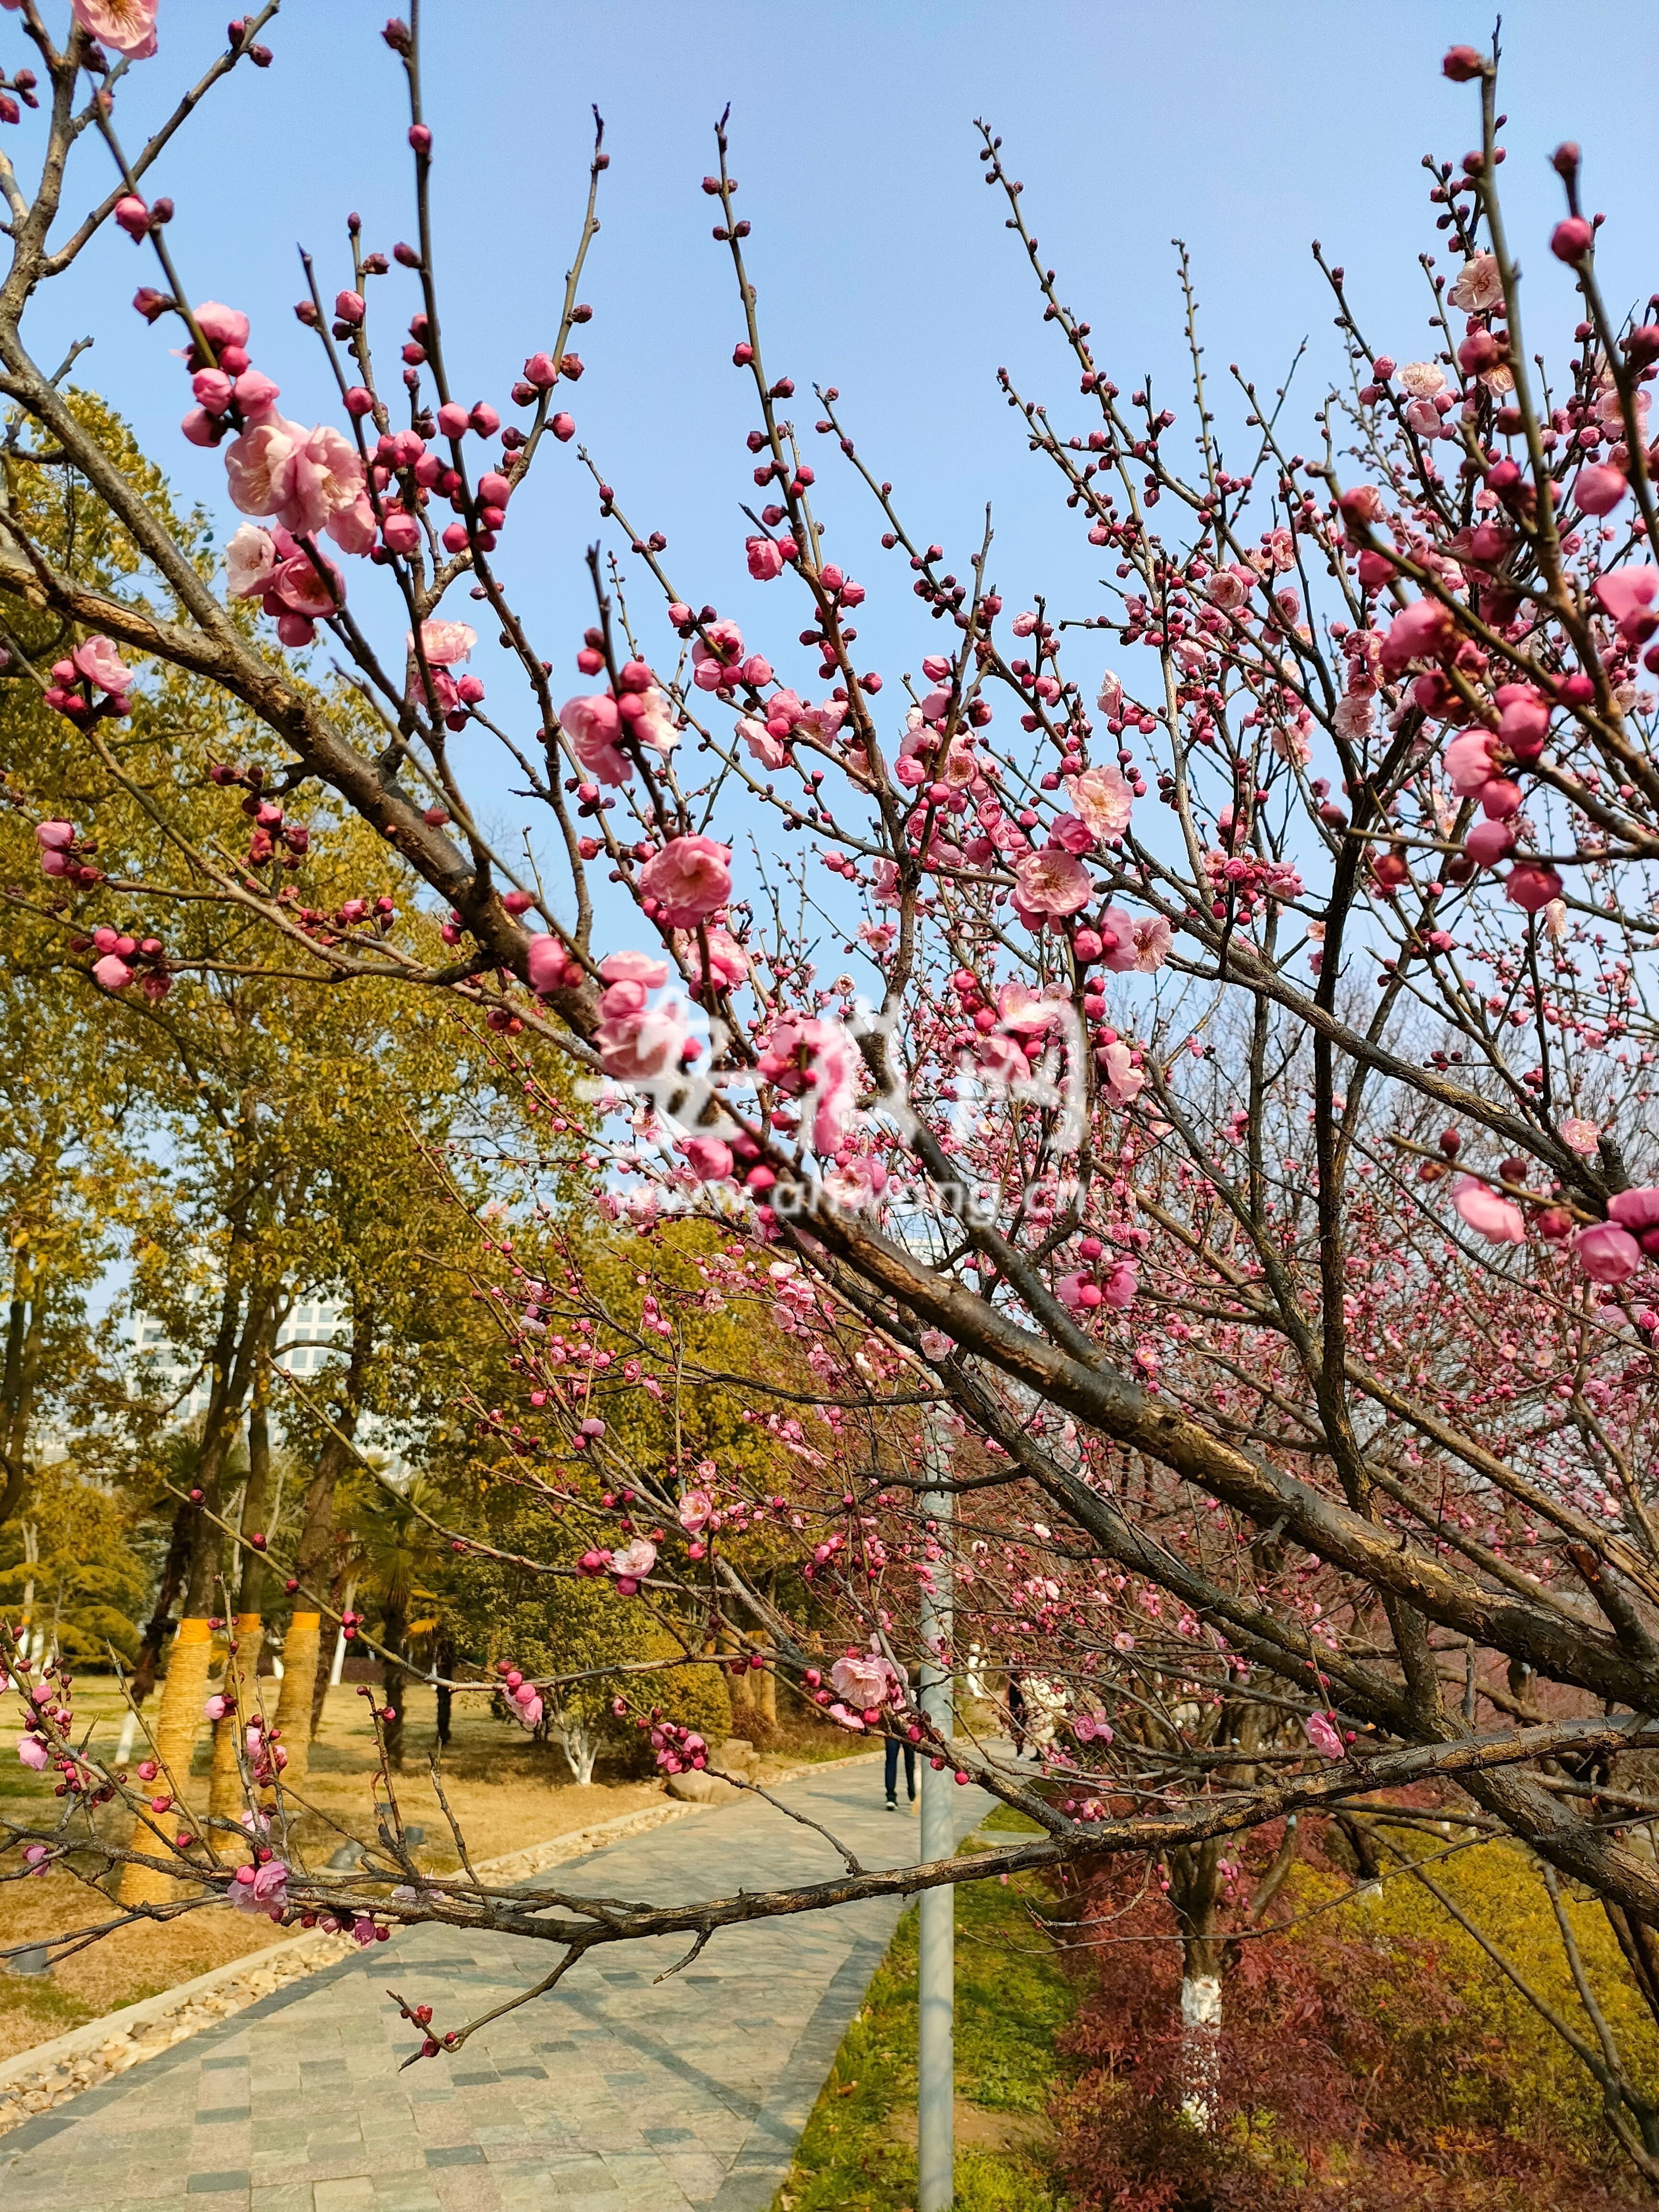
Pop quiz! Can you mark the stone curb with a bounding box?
[0,1748,872,2134]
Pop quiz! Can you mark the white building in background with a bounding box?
[276,1296,349,1378]
[130,1295,348,1421]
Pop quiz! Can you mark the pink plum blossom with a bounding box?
[1128,915,1172,972]
[16,1735,48,1771]
[526,936,581,995]
[611,1537,658,1580]
[412,620,476,665]
[681,1136,735,1183]
[677,1488,714,1533]
[1573,464,1629,515]
[1608,1188,1659,1231]
[600,950,670,988]
[678,925,749,991]
[562,694,630,785]
[72,0,157,58]
[1574,1221,1643,1283]
[1304,1712,1346,1760]
[639,836,733,926]
[830,1651,893,1708]
[1064,766,1133,842]
[690,618,744,689]
[1098,1039,1143,1106]
[225,417,365,541]
[225,523,278,600]
[739,715,789,770]
[1014,847,1092,917]
[594,999,690,1084]
[1452,1177,1525,1244]
[1593,567,1658,629]
[73,635,133,694]
[757,1014,861,1153]
[1448,253,1503,311]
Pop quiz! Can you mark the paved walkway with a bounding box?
[0,1757,994,2212]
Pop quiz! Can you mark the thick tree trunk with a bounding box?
[0,1278,44,1530]
[211,1336,281,1820]
[1166,1836,1228,2131]
[119,1614,214,1905]
[1178,1954,1224,2129]
[272,1326,366,1785]
[130,1497,193,1706]
[433,1634,454,1748]
[121,1274,272,1905]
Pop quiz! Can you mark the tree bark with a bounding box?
[0,1275,44,1530]
[210,1331,282,1820]
[130,1498,192,1706]
[272,1323,367,1785]
[122,1272,272,1906]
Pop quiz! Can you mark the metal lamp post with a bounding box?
[918,1413,954,2212]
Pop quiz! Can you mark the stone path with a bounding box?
[0,1756,993,2211]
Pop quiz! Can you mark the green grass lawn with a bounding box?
[773,1809,1074,2212]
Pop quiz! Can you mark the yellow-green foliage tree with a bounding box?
[0,1456,148,1670]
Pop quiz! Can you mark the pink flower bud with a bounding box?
[192,368,234,415]
[1574,1221,1642,1284]
[1573,463,1628,516]
[1551,217,1593,263]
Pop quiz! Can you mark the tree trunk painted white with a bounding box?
[327,1578,356,1688]
[559,1719,597,1787]
[1178,1973,1223,2129]
[114,1705,139,1766]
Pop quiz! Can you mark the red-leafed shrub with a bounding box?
[1047,1828,1643,2211]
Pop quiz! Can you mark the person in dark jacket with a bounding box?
[885,1728,917,1810]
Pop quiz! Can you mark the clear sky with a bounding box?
[37,0,1659,1331]
[24,0,1659,838]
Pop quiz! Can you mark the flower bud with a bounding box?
[1551,217,1593,263]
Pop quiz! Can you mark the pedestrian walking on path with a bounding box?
[884,1729,917,1811]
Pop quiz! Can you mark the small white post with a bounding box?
[918,1412,954,2212]
[327,1578,355,1688]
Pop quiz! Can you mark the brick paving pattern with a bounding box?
[1,1757,992,2211]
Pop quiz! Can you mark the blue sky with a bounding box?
[36,1,1657,1330]
[23,1,1659,857]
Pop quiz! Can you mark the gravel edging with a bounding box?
[0,1749,872,2135]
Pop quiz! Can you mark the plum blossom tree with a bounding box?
[9,7,1659,2152]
